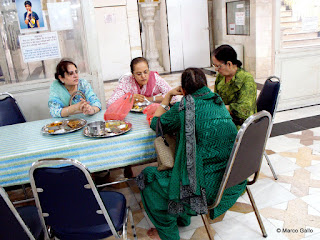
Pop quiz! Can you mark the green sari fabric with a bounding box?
[137,86,247,240]
[214,68,257,129]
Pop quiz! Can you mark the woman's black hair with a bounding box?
[212,44,242,68]
[24,1,32,6]
[130,57,149,73]
[181,68,222,105]
[181,68,207,95]
[54,59,77,83]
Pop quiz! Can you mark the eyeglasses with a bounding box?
[212,63,225,70]
[66,70,80,76]
[134,70,149,77]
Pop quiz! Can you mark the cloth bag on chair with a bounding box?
[154,117,176,171]
[104,93,134,120]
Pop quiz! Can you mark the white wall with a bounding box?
[93,0,142,80]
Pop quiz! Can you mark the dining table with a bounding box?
[0,111,157,187]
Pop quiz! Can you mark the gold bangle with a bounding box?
[66,107,69,116]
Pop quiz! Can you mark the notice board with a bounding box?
[226,1,250,35]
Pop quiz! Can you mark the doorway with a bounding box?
[275,0,320,111]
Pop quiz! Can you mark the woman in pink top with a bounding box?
[106,57,174,108]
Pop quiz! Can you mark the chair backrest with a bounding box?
[29,158,119,239]
[256,76,281,119]
[210,111,272,209]
[0,186,35,240]
[0,92,26,127]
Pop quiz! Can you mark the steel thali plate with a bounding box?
[83,120,132,138]
[41,118,87,135]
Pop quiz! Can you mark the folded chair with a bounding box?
[29,158,137,240]
[256,76,281,180]
[0,186,43,240]
[0,92,26,127]
[202,111,272,239]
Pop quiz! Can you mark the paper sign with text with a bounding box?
[19,32,61,63]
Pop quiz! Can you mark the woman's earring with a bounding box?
[61,81,64,84]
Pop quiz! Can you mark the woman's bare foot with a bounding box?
[147,228,161,240]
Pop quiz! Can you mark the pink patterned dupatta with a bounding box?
[133,71,157,97]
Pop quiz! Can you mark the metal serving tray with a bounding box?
[83,120,132,138]
[41,118,87,135]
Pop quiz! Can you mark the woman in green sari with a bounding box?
[213,44,257,129]
[136,68,247,240]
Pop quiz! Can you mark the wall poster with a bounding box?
[19,32,61,63]
[16,0,47,33]
[226,0,250,35]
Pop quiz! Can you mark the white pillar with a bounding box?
[139,0,164,72]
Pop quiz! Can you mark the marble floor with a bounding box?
[102,72,320,240]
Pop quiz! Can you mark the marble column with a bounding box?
[139,0,164,72]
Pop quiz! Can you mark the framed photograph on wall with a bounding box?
[226,0,250,35]
[16,0,48,33]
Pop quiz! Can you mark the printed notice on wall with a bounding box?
[19,32,61,63]
[235,12,245,25]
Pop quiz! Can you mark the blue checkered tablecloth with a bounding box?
[0,111,156,187]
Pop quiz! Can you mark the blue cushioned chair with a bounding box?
[0,186,43,240]
[29,158,137,240]
[0,92,26,127]
[256,76,281,180]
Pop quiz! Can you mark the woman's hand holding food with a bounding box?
[133,94,145,103]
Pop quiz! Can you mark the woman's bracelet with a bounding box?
[153,96,156,102]
[66,107,70,116]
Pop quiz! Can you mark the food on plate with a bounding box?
[47,122,62,127]
[105,121,125,128]
[67,120,81,129]
[132,104,143,112]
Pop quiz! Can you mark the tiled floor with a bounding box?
[7,71,320,240]
[102,123,320,240]
[102,72,320,240]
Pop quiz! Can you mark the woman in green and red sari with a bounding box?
[136,68,247,240]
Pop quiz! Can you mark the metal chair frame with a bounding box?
[29,158,137,240]
[257,76,281,180]
[0,186,36,240]
[202,111,272,239]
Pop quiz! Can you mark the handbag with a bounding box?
[69,91,86,106]
[154,117,176,171]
